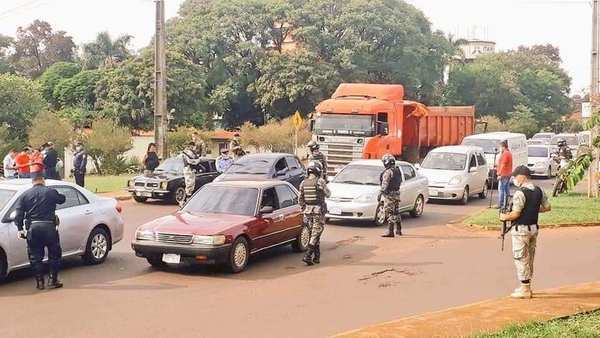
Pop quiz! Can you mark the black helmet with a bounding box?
[307,140,320,151]
[382,154,395,168]
[557,139,567,147]
[307,161,323,176]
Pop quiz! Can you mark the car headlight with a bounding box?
[136,230,155,241]
[448,176,463,185]
[355,193,378,202]
[160,181,168,190]
[192,235,226,245]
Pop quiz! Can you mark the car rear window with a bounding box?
[0,189,16,210]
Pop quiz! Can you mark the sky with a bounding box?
[0,0,593,94]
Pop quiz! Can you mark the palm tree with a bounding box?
[82,32,132,69]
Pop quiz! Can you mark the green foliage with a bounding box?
[553,119,583,134]
[167,127,214,156]
[53,69,102,108]
[55,106,96,128]
[0,125,23,161]
[82,32,132,70]
[556,147,593,194]
[84,118,133,175]
[476,115,507,133]
[241,117,311,153]
[0,73,47,139]
[505,105,539,138]
[37,62,81,107]
[0,34,14,74]
[27,111,74,155]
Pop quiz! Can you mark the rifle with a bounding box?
[499,193,513,251]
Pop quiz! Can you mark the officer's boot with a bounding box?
[313,244,320,264]
[510,283,532,299]
[47,273,63,289]
[395,221,403,236]
[381,223,395,238]
[303,245,315,266]
[35,275,45,290]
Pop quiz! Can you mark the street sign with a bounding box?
[292,111,303,129]
[582,102,592,118]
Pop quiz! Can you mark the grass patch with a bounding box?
[465,193,600,229]
[67,175,133,193]
[475,310,600,337]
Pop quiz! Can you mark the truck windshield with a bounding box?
[461,139,499,154]
[422,153,467,171]
[314,114,374,136]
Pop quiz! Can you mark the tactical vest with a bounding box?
[303,177,323,205]
[380,167,402,194]
[513,186,543,228]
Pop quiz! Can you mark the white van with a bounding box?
[461,132,527,181]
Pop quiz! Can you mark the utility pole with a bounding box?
[154,0,168,160]
[589,0,599,197]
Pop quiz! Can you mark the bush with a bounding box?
[100,155,141,175]
[241,116,311,153]
[506,105,539,138]
[84,118,133,175]
[167,127,214,156]
[477,115,507,133]
[0,124,23,161]
[28,111,74,154]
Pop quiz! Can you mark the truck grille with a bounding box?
[156,233,193,245]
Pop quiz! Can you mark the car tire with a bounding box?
[479,183,488,199]
[460,186,469,205]
[374,203,386,226]
[0,250,7,283]
[133,196,148,203]
[83,227,110,265]
[547,166,553,179]
[228,237,249,273]
[173,186,186,205]
[410,195,425,218]
[292,224,310,252]
[146,255,166,268]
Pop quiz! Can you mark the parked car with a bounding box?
[527,145,557,178]
[214,153,306,189]
[550,133,580,151]
[127,157,220,205]
[417,146,489,205]
[531,132,555,144]
[0,179,124,282]
[527,139,546,146]
[326,160,428,226]
[132,181,309,273]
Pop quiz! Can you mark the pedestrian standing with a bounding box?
[143,143,160,174]
[307,140,328,179]
[191,131,206,157]
[72,144,88,187]
[230,133,245,159]
[380,154,403,237]
[43,142,60,180]
[216,148,234,173]
[3,149,17,179]
[299,161,330,266]
[14,173,66,290]
[181,142,201,205]
[499,166,551,299]
[15,147,32,179]
[497,140,513,209]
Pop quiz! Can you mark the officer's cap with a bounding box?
[512,165,531,177]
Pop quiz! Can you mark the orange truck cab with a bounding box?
[312,83,475,176]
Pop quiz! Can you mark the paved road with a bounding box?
[1,178,599,338]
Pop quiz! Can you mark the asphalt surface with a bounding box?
[1,178,599,338]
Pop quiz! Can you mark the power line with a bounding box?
[0,0,49,20]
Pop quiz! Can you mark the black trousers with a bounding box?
[45,167,60,180]
[27,222,62,277]
[74,173,85,187]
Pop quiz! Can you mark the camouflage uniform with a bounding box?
[192,138,206,157]
[230,137,244,159]
[181,149,201,202]
[299,174,331,265]
[309,150,328,179]
[380,166,402,236]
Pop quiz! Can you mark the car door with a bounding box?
[274,184,303,242]
[54,186,94,254]
[476,152,488,190]
[466,153,480,193]
[399,164,416,211]
[285,157,305,189]
[251,187,284,251]
[194,160,217,193]
[3,202,29,268]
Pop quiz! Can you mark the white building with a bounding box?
[458,39,496,61]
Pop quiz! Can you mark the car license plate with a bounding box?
[329,207,342,215]
[162,253,181,264]
[136,191,152,197]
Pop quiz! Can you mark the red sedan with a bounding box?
[131,181,310,272]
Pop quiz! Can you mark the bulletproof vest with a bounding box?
[303,177,323,205]
[380,167,402,194]
[513,186,543,227]
[310,152,326,167]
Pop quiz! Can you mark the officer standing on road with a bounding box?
[380,154,403,238]
[307,140,328,179]
[499,165,551,299]
[299,162,331,266]
[181,142,201,205]
[14,173,66,290]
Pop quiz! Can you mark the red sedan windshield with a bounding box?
[183,185,258,216]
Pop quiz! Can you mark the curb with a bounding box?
[463,222,600,231]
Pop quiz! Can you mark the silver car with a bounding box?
[527,145,558,178]
[0,179,125,282]
[326,160,429,226]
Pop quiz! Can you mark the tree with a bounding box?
[84,118,133,175]
[37,62,81,107]
[12,20,76,78]
[82,32,133,69]
[27,111,74,155]
[240,116,311,153]
[476,115,506,133]
[0,74,47,139]
[0,125,23,161]
[53,69,102,109]
[0,34,15,74]
[505,105,539,138]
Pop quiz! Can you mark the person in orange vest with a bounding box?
[15,147,32,179]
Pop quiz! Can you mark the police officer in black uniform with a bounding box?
[380,154,403,237]
[15,173,66,290]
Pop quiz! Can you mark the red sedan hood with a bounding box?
[139,211,255,235]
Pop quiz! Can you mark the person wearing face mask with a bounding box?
[499,166,551,299]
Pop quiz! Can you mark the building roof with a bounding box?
[212,130,238,140]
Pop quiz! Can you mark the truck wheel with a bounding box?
[133,196,148,203]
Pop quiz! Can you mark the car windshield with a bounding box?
[422,152,467,171]
[528,147,548,158]
[461,139,499,154]
[314,114,374,136]
[183,186,258,216]
[333,165,382,185]
[227,158,272,175]
[154,157,184,174]
[0,189,16,210]
[532,133,552,140]
[550,135,578,146]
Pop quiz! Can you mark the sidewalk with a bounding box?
[335,281,600,338]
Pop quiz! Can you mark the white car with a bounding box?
[550,133,580,151]
[0,179,125,282]
[527,145,558,178]
[326,160,429,226]
[418,146,489,205]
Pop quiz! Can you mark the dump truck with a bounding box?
[311,83,475,176]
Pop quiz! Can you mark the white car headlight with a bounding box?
[160,181,168,190]
[192,235,226,246]
[355,193,378,202]
[448,176,463,186]
[136,230,155,241]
